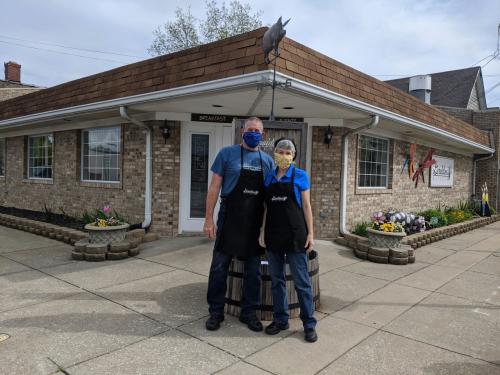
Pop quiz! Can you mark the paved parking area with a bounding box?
[0,223,499,374]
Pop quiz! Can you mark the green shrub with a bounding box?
[456,200,478,217]
[353,222,369,237]
[419,209,448,228]
[445,208,472,225]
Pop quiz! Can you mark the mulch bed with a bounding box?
[0,206,85,231]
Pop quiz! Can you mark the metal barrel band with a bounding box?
[225,294,320,311]
[228,267,319,281]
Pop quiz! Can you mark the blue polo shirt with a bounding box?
[264,165,310,207]
[211,145,275,197]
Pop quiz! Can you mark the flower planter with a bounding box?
[84,223,130,245]
[367,228,406,249]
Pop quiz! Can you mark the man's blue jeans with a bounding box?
[207,250,261,318]
[267,251,317,329]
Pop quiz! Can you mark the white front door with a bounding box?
[179,122,233,233]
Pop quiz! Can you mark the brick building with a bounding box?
[0,61,42,102]
[386,67,499,213]
[0,28,495,238]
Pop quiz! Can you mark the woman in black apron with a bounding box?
[260,138,318,342]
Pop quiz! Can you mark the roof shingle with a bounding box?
[0,28,489,147]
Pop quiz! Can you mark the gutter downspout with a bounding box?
[340,115,380,236]
[119,106,152,229]
[472,129,495,203]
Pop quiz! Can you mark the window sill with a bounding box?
[0,176,5,183]
[23,178,54,185]
[80,181,122,189]
[355,187,393,195]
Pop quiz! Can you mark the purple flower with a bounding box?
[103,204,112,216]
[371,211,385,224]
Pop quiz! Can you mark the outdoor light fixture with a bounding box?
[161,121,172,143]
[324,125,333,147]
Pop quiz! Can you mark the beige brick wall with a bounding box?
[309,127,474,238]
[471,110,500,210]
[0,87,41,102]
[310,127,342,239]
[345,135,473,229]
[0,121,181,236]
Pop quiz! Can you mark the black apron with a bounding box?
[264,166,308,253]
[214,146,265,258]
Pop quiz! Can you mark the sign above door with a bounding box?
[191,113,304,123]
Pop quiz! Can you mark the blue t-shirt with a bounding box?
[211,145,275,196]
[264,165,310,207]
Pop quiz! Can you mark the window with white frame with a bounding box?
[357,135,389,188]
[28,134,53,179]
[81,127,121,182]
[0,139,5,177]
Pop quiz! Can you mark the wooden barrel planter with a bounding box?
[225,251,320,321]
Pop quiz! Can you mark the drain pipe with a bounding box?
[339,115,379,235]
[472,130,495,202]
[119,106,152,229]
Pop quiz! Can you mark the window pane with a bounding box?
[28,135,53,179]
[358,135,389,188]
[190,134,209,218]
[82,127,121,182]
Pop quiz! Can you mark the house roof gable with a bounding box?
[385,67,482,109]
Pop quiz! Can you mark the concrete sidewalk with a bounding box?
[0,223,499,374]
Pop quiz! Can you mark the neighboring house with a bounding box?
[386,68,499,211]
[0,61,42,102]
[0,29,495,237]
[385,67,487,110]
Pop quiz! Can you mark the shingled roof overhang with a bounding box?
[0,28,493,154]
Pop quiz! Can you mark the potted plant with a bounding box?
[83,205,129,244]
[367,211,406,248]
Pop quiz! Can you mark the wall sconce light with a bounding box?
[161,121,171,143]
[324,125,333,147]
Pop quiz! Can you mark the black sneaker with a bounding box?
[304,327,318,342]
[265,321,290,335]
[239,315,263,332]
[205,314,224,331]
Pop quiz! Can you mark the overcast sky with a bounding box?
[1,0,499,106]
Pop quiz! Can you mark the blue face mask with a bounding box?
[243,131,262,148]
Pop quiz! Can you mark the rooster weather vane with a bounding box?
[261,16,291,121]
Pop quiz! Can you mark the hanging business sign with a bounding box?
[430,156,454,187]
[191,113,304,123]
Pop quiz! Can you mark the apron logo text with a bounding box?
[243,188,259,195]
[271,195,288,202]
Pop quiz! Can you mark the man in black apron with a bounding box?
[204,117,274,331]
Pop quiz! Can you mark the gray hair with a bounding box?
[244,116,263,130]
[274,139,296,154]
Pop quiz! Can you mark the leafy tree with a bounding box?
[148,0,263,56]
[148,7,200,56]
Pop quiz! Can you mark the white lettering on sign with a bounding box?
[430,156,454,187]
[243,188,259,195]
[271,195,288,202]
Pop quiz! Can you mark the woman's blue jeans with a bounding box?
[267,251,317,329]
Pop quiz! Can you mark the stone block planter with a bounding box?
[84,223,130,244]
[338,214,499,265]
[0,213,88,244]
[0,213,159,262]
[367,228,406,249]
